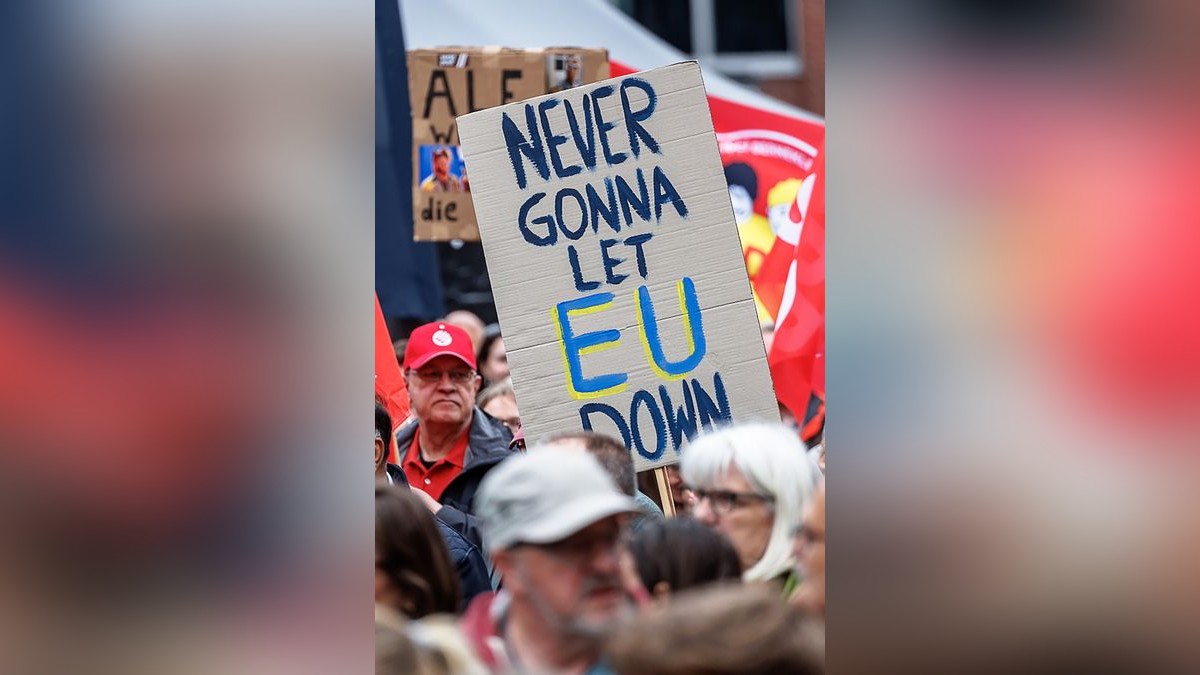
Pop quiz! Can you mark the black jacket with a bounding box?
[394,408,515,548]
[384,463,408,487]
[434,518,492,608]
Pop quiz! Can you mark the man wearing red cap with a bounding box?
[396,321,515,547]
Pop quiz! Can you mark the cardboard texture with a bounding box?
[408,46,609,241]
[458,61,779,471]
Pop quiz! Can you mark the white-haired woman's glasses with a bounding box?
[685,488,774,516]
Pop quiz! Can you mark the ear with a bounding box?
[491,550,521,594]
[375,437,386,469]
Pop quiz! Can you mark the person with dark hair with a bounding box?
[606,583,825,675]
[542,430,663,530]
[375,485,461,618]
[376,400,408,487]
[628,517,743,598]
[475,326,509,387]
[376,404,491,608]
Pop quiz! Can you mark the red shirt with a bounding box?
[402,427,470,501]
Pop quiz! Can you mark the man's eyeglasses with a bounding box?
[685,488,774,515]
[408,368,476,384]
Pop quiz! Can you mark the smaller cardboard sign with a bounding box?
[407,47,609,241]
[457,62,779,471]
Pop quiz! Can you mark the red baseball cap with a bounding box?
[404,321,477,370]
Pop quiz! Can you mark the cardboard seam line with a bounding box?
[500,296,761,357]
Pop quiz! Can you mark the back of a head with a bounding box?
[629,517,742,595]
[375,606,419,675]
[374,485,461,618]
[544,430,635,497]
[375,400,392,454]
[606,583,824,675]
[376,607,486,675]
[682,423,817,581]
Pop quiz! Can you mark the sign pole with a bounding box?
[653,467,676,518]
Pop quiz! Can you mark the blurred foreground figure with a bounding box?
[464,450,641,673]
[398,321,515,547]
[627,517,742,598]
[683,424,818,589]
[376,606,487,675]
[374,485,461,618]
[376,402,491,608]
[606,583,824,675]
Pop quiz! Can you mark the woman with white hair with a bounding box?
[681,423,818,590]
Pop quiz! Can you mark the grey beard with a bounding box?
[518,567,630,640]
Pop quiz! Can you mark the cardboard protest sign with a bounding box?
[407,47,609,241]
[458,61,779,471]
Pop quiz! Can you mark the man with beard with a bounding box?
[462,450,641,673]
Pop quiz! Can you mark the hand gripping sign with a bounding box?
[458,61,778,471]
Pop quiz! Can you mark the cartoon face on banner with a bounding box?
[716,129,819,322]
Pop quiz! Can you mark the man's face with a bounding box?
[433,153,450,177]
[499,515,632,637]
[794,484,826,611]
[405,355,480,427]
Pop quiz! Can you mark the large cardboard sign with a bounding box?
[407,47,609,241]
[458,62,778,471]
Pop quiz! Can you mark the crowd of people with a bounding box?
[376,313,826,674]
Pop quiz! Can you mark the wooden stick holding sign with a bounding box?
[457,61,779,477]
[653,467,676,518]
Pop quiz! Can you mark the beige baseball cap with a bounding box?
[476,448,639,553]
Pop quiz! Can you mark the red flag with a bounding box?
[375,296,409,461]
[769,140,825,424]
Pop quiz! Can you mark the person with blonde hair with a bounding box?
[376,606,487,675]
[606,583,824,675]
[682,423,818,589]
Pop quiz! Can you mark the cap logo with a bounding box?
[432,329,453,347]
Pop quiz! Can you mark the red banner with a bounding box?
[375,296,409,461]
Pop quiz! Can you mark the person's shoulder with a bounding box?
[633,490,664,517]
[468,408,514,448]
[435,516,479,558]
[385,463,409,487]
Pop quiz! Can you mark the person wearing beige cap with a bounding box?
[460,449,641,674]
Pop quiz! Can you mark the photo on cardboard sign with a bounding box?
[418,144,469,193]
[546,52,582,94]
